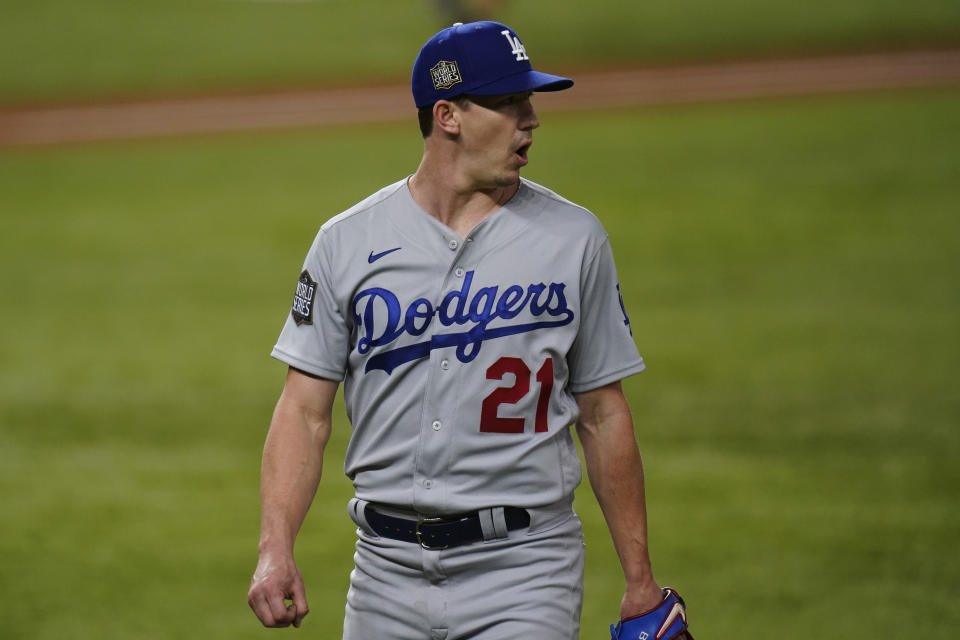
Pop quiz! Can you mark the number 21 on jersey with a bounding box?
[480,356,554,433]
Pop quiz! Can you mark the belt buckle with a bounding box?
[415,516,448,550]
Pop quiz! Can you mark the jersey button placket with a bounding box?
[415,233,468,510]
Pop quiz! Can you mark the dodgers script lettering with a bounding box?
[352,271,574,374]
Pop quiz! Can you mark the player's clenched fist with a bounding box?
[248,554,309,629]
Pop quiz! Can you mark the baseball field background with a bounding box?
[2,1,958,638]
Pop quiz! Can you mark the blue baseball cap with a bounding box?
[411,21,574,108]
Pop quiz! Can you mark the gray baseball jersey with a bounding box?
[272,176,644,514]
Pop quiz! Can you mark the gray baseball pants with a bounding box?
[343,498,585,640]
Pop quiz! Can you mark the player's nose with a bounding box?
[519,97,540,131]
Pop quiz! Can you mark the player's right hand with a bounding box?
[248,552,310,628]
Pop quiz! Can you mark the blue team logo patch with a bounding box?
[291,270,317,326]
[616,283,632,336]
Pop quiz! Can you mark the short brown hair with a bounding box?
[418,95,472,138]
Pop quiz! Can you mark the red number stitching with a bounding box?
[479,357,529,433]
[479,356,554,434]
[534,358,554,433]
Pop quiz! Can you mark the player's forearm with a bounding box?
[576,394,656,588]
[257,397,331,556]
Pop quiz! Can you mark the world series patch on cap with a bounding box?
[411,21,573,108]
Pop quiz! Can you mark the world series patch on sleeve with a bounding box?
[609,588,694,640]
[291,270,317,326]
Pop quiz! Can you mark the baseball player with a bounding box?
[248,21,691,640]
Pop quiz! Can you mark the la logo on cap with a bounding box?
[500,30,528,61]
[430,60,463,90]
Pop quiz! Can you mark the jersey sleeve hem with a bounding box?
[270,346,345,381]
[568,360,646,394]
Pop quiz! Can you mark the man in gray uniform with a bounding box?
[248,21,668,639]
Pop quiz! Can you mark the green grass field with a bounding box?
[1,87,958,637]
[2,0,958,104]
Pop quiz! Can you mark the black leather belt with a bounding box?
[364,504,530,550]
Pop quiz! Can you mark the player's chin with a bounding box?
[494,172,521,188]
[508,159,528,178]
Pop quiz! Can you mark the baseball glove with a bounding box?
[609,587,693,640]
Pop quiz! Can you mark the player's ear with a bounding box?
[433,100,461,136]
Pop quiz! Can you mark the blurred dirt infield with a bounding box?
[2,49,959,147]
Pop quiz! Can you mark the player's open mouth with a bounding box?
[514,142,531,164]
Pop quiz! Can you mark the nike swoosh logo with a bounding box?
[368,247,402,263]
[656,602,686,639]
